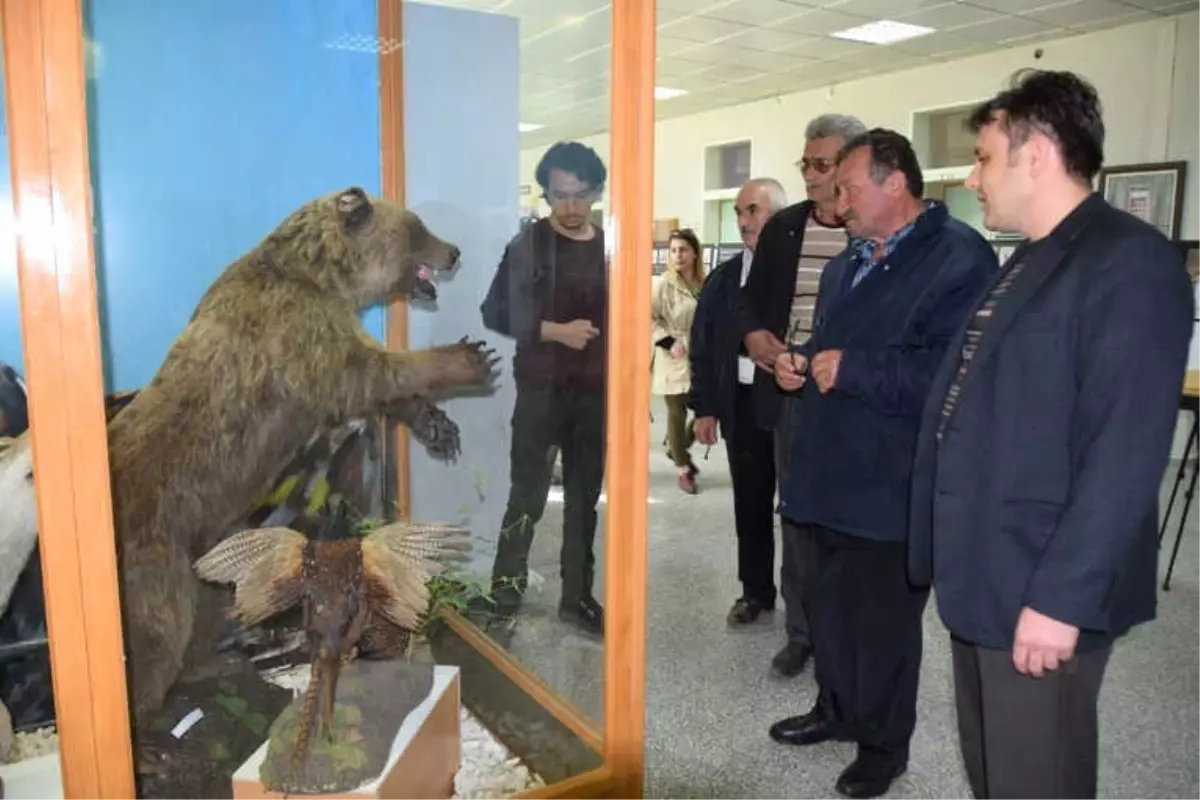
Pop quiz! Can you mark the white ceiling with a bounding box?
[419,0,1199,148]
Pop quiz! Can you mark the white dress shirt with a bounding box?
[738,248,756,385]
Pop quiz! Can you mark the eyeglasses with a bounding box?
[546,188,599,204]
[797,157,836,175]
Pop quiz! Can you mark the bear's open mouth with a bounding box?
[414,265,438,301]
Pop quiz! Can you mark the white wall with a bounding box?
[521,12,1199,241]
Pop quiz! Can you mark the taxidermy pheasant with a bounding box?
[192,502,469,773]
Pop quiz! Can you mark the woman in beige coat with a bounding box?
[652,228,706,494]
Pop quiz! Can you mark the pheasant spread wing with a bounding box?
[193,526,308,626]
[359,522,470,630]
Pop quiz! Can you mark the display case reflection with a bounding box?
[0,0,616,796]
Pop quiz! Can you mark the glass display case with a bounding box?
[0,0,653,797]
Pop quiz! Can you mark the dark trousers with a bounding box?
[774,393,816,652]
[810,525,929,760]
[663,393,695,469]
[952,636,1111,799]
[724,383,777,607]
[491,384,605,609]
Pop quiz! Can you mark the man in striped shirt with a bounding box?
[735,113,866,679]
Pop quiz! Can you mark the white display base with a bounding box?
[233,664,461,799]
[0,752,62,799]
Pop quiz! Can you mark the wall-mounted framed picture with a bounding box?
[1097,161,1187,239]
[1178,239,1199,284]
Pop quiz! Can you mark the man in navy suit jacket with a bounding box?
[909,69,1195,799]
[770,129,995,799]
[689,177,789,626]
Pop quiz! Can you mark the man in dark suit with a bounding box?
[771,129,995,799]
[689,177,788,626]
[909,69,1195,799]
[734,113,866,676]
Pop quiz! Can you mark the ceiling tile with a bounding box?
[686,62,779,83]
[1120,0,1195,8]
[777,34,876,59]
[1004,26,1075,44]
[656,0,735,11]
[700,0,815,26]
[521,73,581,96]
[786,58,868,83]
[1160,0,1200,12]
[967,0,1067,11]
[955,14,1055,42]
[890,28,988,55]
[900,2,1005,29]
[657,35,705,57]
[775,6,875,35]
[666,71,732,93]
[418,0,505,9]
[657,7,688,25]
[561,43,611,71]
[658,14,754,42]
[846,48,934,70]
[829,0,950,17]
[672,41,811,69]
[1062,10,1156,32]
[717,25,814,51]
[656,55,716,79]
[1023,0,1146,28]
[925,41,997,61]
[736,48,819,71]
[499,0,611,18]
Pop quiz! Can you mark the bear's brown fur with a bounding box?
[105,187,496,728]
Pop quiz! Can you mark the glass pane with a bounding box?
[0,26,68,799]
[73,0,608,795]
[427,0,611,725]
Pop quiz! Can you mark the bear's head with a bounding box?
[328,187,461,304]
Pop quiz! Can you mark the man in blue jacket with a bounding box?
[910,69,1194,799]
[689,177,789,627]
[771,129,995,799]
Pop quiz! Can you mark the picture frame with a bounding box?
[1097,161,1187,239]
[1177,239,1199,284]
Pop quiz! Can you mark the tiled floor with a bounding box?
[471,397,1199,798]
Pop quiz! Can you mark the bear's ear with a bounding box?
[336,187,373,230]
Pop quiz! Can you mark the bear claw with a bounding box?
[409,400,461,462]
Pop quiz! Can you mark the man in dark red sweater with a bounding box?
[480,141,608,636]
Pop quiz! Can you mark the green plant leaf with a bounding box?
[245,711,270,737]
[214,692,249,719]
[211,741,233,762]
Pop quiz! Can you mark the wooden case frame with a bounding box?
[0,0,654,797]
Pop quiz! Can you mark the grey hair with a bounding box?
[805,113,868,143]
[744,177,788,211]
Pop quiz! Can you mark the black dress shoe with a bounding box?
[726,597,774,625]
[771,643,812,677]
[465,594,518,622]
[835,748,907,799]
[768,708,838,746]
[559,596,604,635]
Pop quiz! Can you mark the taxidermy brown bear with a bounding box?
[104,186,497,729]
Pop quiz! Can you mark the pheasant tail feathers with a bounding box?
[193,526,308,626]
[360,521,470,630]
